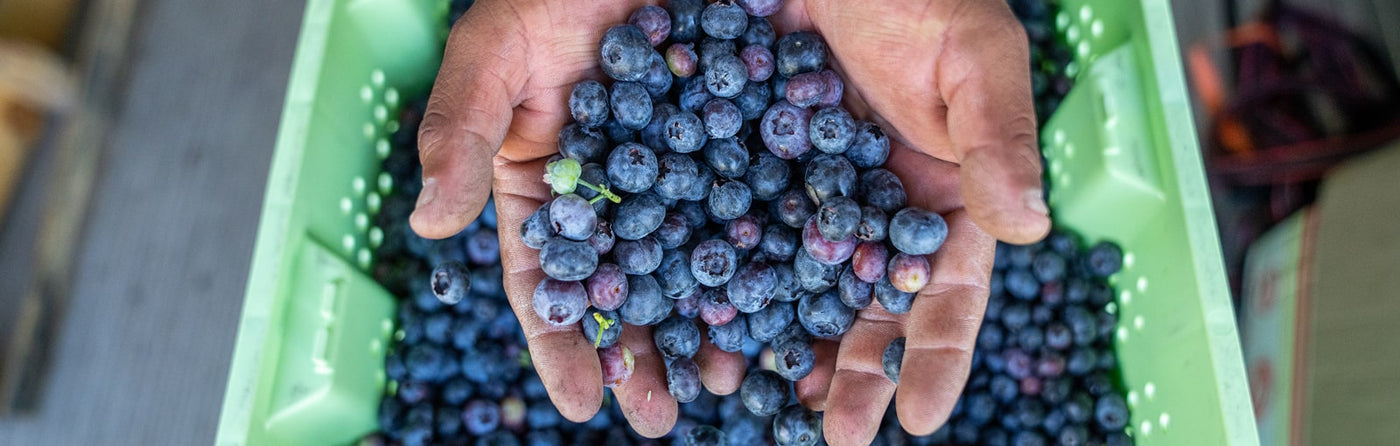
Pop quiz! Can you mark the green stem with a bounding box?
[577,179,622,203]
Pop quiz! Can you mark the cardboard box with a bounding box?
[1242,140,1400,445]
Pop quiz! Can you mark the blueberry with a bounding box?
[793,248,839,293]
[655,213,694,250]
[815,69,843,107]
[464,228,500,265]
[600,25,653,82]
[707,178,752,220]
[734,80,773,120]
[880,337,907,384]
[613,190,665,240]
[858,169,907,214]
[744,151,790,201]
[614,235,663,275]
[422,312,452,344]
[680,75,716,113]
[607,142,659,194]
[519,204,554,249]
[588,219,617,255]
[774,31,826,77]
[629,5,672,46]
[656,152,704,200]
[705,54,748,98]
[527,429,562,446]
[666,356,703,403]
[691,239,738,287]
[784,71,827,108]
[801,215,856,265]
[582,308,623,348]
[404,343,446,382]
[700,1,747,39]
[667,0,704,42]
[686,425,728,446]
[462,400,501,435]
[1085,372,1114,396]
[816,196,860,241]
[1041,376,1072,404]
[798,289,855,337]
[887,252,931,293]
[1063,305,1096,346]
[774,338,816,381]
[1085,241,1124,278]
[740,44,775,82]
[1056,425,1088,446]
[759,224,798,262]
[854,206,888,242]
[663,110,708,153]
[740,370,789,416]
[772,188,816,228]
[599,344,636,387]
[577,162,614,213]
[1046,322,1073,351]
[761,101,814,159]
[610,81,654,130]
[725,214,763,250]
[539,237,598,281]
[656,249,700,299]
[747,300,794,342]
[837,265,873,309]
[666,43,700,78]
[738,0,782,17]
[430,261,472,304]
[889,207,948,255]
[845,121,890,168]
[569,80,610,127]
[652,316,700,359]
[1032,250,1067,283]
[772,404,822,446]
[674,287,703,318]
[704,137,749,178]
[549,193,598,241]
[723,413,768,445]
[641,51,675,98]
[804,153,856,203]
[434,405,462,437]
[851,241,889,283]
[874,275,915,314]
[1095,394,1129,430]
[739,15,776,46]
[728,262,777,313]
[709,319,748,353]
[808,107,855,154]
[620,274,672,325]
[531,278,588,327]
[703,98,743,138]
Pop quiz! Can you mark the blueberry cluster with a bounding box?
[523,2,948,425]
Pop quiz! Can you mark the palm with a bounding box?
[414,0,1042,443]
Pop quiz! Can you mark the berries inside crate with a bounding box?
[215,0,1257,444]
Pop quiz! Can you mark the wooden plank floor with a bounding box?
[0,0,303,442]
[0,0,1235,443]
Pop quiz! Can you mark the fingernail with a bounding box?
[1023,189,1048,216]
[417,177,438,208]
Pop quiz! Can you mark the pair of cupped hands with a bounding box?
[409,0,1049,443]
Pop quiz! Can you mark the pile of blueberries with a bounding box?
[363,0,1134,445]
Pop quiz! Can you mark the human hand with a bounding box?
[767,0,1049,443]
[409,0,1049,443]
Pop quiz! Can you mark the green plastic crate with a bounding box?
[215,0,1257,444]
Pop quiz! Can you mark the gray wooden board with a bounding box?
[0,0,303,442]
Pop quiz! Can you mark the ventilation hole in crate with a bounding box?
[381,318,394,335]
[1056,12,1070,30]
[1053,129,1066,146]
[1136,277,1148,292]
[1133,315,1145,331]
[1159,413,1171,429]
[385,87,400,107]
[369,227,384,248]
[374,104,389,124]
[352,176,367,196]
[370,69,386,88]
[367,192,382,214]
[1077,41,1092,58]
[394,329,405,342]
[1105,302,1118,315]
[1123,252,1136,268]
[1140,420,1153,436]
[1065,61,1079,77]
[376,138,391,160]
[387,380,399,395]
[369,338,382,353]
[1091,19,1105,38]
[355,213,369,231]
[1119,289,1133,305]
[1058,175,1072,188]
[1067,25,1081,43]
[340,197,353,214]
[1064,142,1075,158]
[363,122,376,139]
[342,234,356,253]
[1144,382,1156,399]
[379,172,394,195]
[1127,390,1139,407]
[1049,159,1063,175]
[360,85,374,103]
[1117,326,1129,342]
[358,248,372,269]
[1079,5,1093,22]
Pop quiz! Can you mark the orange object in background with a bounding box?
[0,0,81,52]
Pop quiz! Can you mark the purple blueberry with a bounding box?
[539,237,598,281]
[700,1,747,40]
[741,44,776,82]
[702,98,743,138]
[772,188,816,228]
[837,265,873,309]
[629,5,671,46]
[728,262,778,313]
[532,278,588,326]
[585,263,628,311]
[801,216,856,265]
[614,235,663,275]
[667,356,703,403]
[666,43,700,77]
[761,100,814,159]
[691,239,738,287]
[804,153,856,203]
[548,193,597,241]
[784,71,827,108]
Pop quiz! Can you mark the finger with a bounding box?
[936,1,1050,244]
[793,339,839,410]
[822,316,903,446]
[610,323,679,438]
[411,3,529,239]
[494,158,604,423]
[895,209,994,435]
[694,323,746,396]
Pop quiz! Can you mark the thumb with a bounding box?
[938,1,1050,245]
[410,7,525,240]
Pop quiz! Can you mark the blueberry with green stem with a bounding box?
[543,158,620,203]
